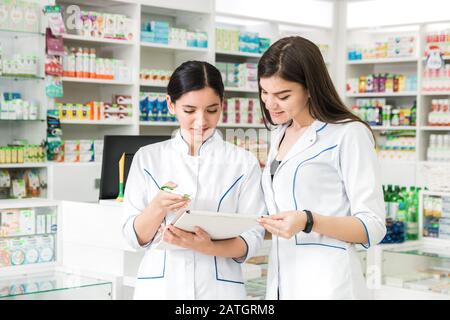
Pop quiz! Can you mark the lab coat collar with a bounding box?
[272,119,327,172]
[174,128,222,156]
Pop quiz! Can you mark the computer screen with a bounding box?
[99,135,171,200]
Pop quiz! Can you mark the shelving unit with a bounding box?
[342,20,448,187]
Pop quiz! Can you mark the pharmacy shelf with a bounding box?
[422,55,450,61]
[0,198,59,209]
[140,42,209,53]
[371,126,417,131]
[215,49,262,58]
[139,80,169,88]
[376,285,450,300]
[420,126,450,131]
[61,77,133,86]
[0,75,44,81]
[347,92,418,98]
[139,121,178,127]
[60,120,133,125]
[346,57,418,65]
[379,160,417,166]
[224,87,259,93]
[62,34,135,46]
[419,161,450,166]
[0,28,44,37]
[421,91,450,96]
[50,162,102,167]
[0,163,47,169]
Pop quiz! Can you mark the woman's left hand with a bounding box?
[163,225,214,254]
[257,211,307,239]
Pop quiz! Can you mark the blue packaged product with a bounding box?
[149,95,158,121]
[157,96,168,121]
[139,95,149,121]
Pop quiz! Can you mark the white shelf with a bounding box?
[422,55,450,61]
[421,91,450,96]
[215,49,262,58]
[376,285,450,300]
[62,34,135,46]
[347,92,418,98]
[0,163,47,169]
[140,42,209,53]
[379,160,417,166]
[62,77,133,86]
[61,120,133,125]
[347,57,418,64]
[225,87,259,93]
[420,126,450,131]
[139,121,178,127]
[123,276,135,288]
[419,161,450,166]
[371,126,417,131]
[0,198,59,209]
[50,162,102,167]
[140,80,168,88]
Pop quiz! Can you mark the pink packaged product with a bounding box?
[114,95,132,104]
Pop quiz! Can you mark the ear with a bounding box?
[166,95,176,115]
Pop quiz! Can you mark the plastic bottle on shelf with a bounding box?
[391,109,400,126]
[410,101,416,126]
[75,47,83,78]
[82,48,89,78]
[89,48,96,79]
[406,186,419,240]
[427,134,437,161]
[66,47,76,78]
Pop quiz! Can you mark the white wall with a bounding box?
[348,0,450,29]
[215,0,333,28]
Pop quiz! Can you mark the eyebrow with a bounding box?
[260,89,292,95]
[182,104,219,108]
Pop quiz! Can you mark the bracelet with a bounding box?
[302,210,314,233]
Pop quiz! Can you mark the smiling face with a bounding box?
[167,86,222,144]
[259,75,310,125]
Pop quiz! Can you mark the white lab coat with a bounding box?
[122,130,266,300]
[263,120,386,300]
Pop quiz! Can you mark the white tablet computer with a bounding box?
[153,210,259,250]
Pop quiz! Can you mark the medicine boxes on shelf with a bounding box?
[139,92,175,123]
[0,206,57,268]
[216,28,270,54]
[0,51,40,77]
[0,0,40,33]
[62,47,131,82]
[346,73,417,95]
[216,62,258,90]
[0,169,46,200]
[57,94,132,122]
[63,10,134,42]
[222,97,263,126]
[141,20,208,48]
[0,92,39,120]
[59,139,103,163]
[347,36,417,61]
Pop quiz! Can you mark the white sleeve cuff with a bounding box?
[232,225,264,263]
[122,215,153,250]
[354,213,387,249]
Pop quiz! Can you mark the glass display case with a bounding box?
[382,244,450,297]
[0,270,112,300]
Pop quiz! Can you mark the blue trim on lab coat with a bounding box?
[214,256,245,285]
[217,174,244,212]
[143,168,160,189]
[137,250,167,279]
[292,144,338,210]
[354,215,371,249]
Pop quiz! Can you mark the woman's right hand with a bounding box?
[148,181,190,216]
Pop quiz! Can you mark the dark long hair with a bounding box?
[257,36,373,136]
[167,60,224,103]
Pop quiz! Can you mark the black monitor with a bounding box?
[99,135,171,200]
